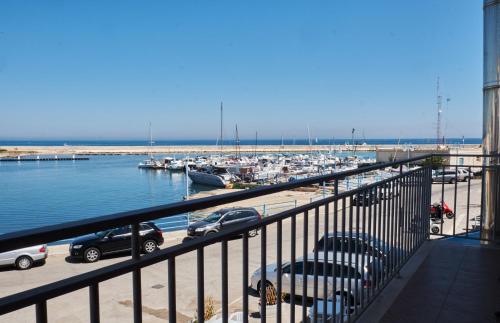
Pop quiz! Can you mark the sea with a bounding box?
[0,138,481,238]
[0,138,482,146]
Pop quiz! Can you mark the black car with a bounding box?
[352,188,379,206]
[187,207,261,238]
[69,222,164,262]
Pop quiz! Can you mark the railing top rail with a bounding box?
[0,166,427,316]
[0,154,432,253]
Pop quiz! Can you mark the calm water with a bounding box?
[0,151,379,236]
[0,155,205,236]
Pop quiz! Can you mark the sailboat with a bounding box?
[138,122,164,169]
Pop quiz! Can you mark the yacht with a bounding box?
[188,166,234,188]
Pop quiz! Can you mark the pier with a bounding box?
[0,156,89,162]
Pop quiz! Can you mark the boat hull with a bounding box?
[188,171,228,188]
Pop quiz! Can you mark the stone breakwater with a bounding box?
[0,144,480,156]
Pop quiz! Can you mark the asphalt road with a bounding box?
[0,179,482,322]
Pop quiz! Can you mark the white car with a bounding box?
[307,296,348,322]
[250,252,376,304]
[0,245,48,270]
[458,168,473,181]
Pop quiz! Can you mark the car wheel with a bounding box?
[446,212,455,219]
[431,226,440,234]
[205,231,217,236]
[84,247,101,263]
[143,240,158,254]
[450,178,455,184]
[248,229,258,237]
[15,256,33,270]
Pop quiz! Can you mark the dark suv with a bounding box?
[69,222,164,262]
[187,207,261,238]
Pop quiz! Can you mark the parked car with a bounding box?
[69,222,164,263]
[186,207,261,238]
[432,170,462,183]
[458,168,474,181]
[352,188,379,206]
[250,252,376,304]
[0,245,48,270]
[307,295,348,322]
[314,232,396,272]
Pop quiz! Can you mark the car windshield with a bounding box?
[204,211,223,223]
[95,230,110,238]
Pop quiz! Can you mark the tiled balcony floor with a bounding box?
[380,238,500,323]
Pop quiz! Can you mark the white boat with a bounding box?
[167,159,185,171]
[188,166,233,188]
[138,122,164,169]
[138,157,164,169]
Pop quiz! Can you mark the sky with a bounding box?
[0,1,483,141]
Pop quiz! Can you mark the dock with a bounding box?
[0,156,89,162]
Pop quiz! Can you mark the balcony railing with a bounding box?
[0,153,497,322]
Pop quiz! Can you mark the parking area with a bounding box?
[0,178,482,322]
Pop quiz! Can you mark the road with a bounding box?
[0,179,482,322]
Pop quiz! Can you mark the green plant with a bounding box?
[422,156,446,170]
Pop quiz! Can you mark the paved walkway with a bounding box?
[381,238,500,323]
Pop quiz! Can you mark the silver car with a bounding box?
[0,245,48,270]
[432,170,462,183]
[250,252,375,304]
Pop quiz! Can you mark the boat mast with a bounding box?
[436,77,442,147]
[220,102,224,155]
[307,124,312,153]
[254,131,258,157]
[149,121,153,158]
[235,124,241,159]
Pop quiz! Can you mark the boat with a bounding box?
[137,122,164,169]
[188,166,234,188]
[138,157,165,169]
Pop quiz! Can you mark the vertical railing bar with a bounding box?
[453,165,458,235]
[89,283,100,323]
[290,214,296,323]
[260,226,267,323]
[479,164,485,235]
[197,248,205,323]
[332,180,339,323]
[276,221,282,323]
[366,188,373,300]
[347,196,353,322]
[339,197,346,318]
[222,240,229,323]
[404,175,409,262]
[302,211,308,323]
[354,192,360,317]
[168,257,176,323]
[382,182,388,286]
[466,166,472,236]
[131,223,142,323]
[440,165,445,234]
[377,183,383,291]
[411,171,415,251]
[397,174,403,273]
[312,207,319,323]
[360,188,366,308]
[322,203,329,321]
[36,301,48,323]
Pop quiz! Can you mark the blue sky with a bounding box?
[0,1,482,140]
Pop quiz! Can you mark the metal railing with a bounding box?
[428,153,499,241]
[0,154,494,322]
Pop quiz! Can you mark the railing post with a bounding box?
[131,223,142,323]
